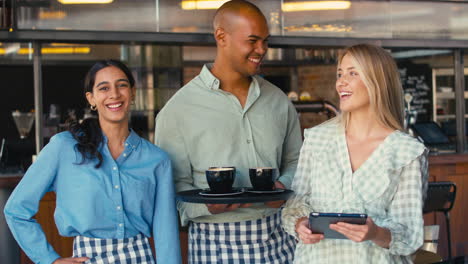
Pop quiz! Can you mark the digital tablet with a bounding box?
[308,212,367,239]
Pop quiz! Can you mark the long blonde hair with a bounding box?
[337,44,404,131]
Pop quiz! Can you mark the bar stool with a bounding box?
[423,181,457,261]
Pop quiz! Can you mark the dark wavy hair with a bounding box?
[69,60,135,168]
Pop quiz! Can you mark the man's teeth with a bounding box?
[249,58,261,63]
[340,92,352,96]
[107,103,123,108]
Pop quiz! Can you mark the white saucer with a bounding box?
[246,189,285,194]
[199,189,244,197]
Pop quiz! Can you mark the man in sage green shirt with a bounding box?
[155,1,301,263]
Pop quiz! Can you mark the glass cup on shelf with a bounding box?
[11,111,35,139]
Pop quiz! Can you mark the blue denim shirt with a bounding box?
[4,130,181,264]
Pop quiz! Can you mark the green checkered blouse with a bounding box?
[282,118,428,264]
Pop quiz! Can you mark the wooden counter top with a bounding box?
[427,154,468,259]
[0,173,23,188]
[429,153,468,165]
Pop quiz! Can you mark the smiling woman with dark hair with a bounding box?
[4,60,181,264]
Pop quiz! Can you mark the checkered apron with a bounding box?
[72,233,155,264]
[189,212,296,264]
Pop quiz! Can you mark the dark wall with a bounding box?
[42,65,92,123]
[1,64,91,167]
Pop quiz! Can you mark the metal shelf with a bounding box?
[435,114,468,120]
[433,68,468,124]
[4,30,468,48]
[436,91,468,99]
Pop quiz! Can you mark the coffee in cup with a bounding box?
[206,167,236,193]
[249,167,278,191]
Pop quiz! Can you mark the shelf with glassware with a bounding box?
[432,68,468,123]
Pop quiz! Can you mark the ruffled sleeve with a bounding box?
[372,133,428,256]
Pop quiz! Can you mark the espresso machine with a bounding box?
[404,93,418,136]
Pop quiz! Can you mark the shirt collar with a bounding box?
[125,129,141,149]
[199,63,261,96]
[101,129,141,150]
[199,63,221,90]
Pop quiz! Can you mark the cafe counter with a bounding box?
[0,173,22,264]
[1,153,468,263]
[425,153,468,259]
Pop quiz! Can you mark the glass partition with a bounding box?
[11,0,468,40]
[17,0,158,31]
[281,1,459,39]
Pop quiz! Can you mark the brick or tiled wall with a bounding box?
[297,64,338,105]
[297,64,339,129]
[184,66,203,85]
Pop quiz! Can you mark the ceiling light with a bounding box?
[50,43,85,46]
[284,24,352,32]
[16,47,91,55]
[39,10,67,19]
[0,48,5,55]
[4,43,21,54]
[282,1,351,12]
[58,0,113,4]
[181,0,229,10]
[42,47,91,54]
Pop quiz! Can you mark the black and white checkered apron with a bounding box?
[72,233,155,264]
[189,211,296,264]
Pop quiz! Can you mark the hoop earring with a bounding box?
[90,105,97,111]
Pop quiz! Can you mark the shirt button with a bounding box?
[214,80,219,85]
[115,185,119,189]
[116,206,121,210]
[247,139,251,144]
[119,223,123,227]
[123,153,127,157]
[125,143,128,146]
[113,166,117,170]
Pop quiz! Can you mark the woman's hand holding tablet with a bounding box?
[295,216,324,244]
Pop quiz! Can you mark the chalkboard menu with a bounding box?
[398,62,432,122]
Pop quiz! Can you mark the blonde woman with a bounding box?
[282,44,428,263]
